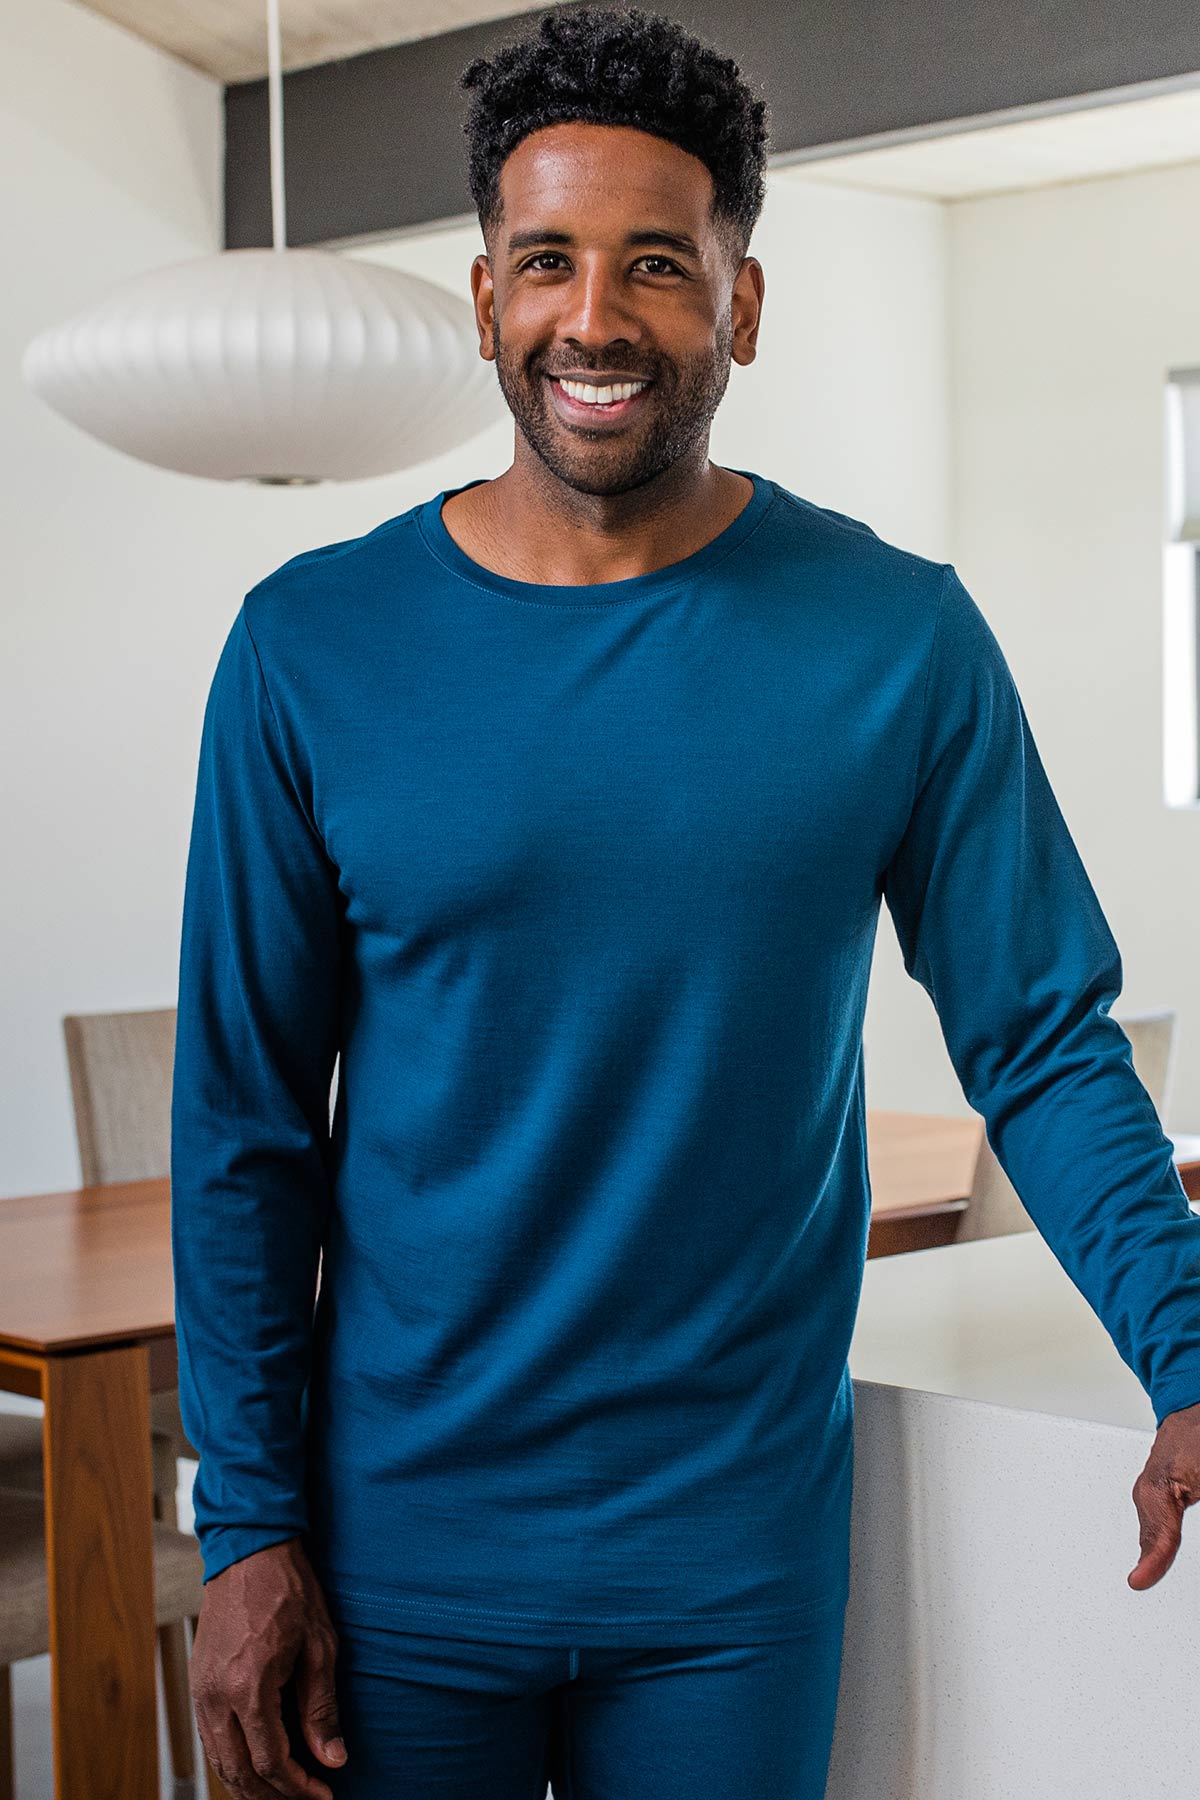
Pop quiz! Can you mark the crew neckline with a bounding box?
[414,468,777,606]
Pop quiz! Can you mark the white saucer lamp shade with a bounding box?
[20,248,506,484]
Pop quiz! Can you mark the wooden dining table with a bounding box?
[1,1109,1198,1799]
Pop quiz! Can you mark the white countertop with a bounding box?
[849,1211,1200,1431]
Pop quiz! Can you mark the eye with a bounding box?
[518,252,685,275]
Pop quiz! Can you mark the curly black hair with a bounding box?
[459,5,770,267]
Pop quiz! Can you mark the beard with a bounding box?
[491,307,735,498]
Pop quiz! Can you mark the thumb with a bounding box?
[293,1632,348,1767]
[1128,1478,1184,1589]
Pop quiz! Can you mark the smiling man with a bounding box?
[440,89,764,584]
[171,7,1200,1799]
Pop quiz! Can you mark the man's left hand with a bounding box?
[1128,1399,1200,1589]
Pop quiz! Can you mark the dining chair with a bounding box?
[0,1484,235,1800]
[956,1007,1180,1243]
[60,1007,199,1470]
[1117,1006,1178,1121]
[0,1007,199,1796]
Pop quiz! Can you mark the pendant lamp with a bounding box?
[20,0,503,484]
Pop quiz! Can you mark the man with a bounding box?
[171,7,1200,1798]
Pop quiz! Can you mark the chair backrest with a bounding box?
[63,1005,341,1187]
[956,1007,1180,1245]
[1113,1007,1177,1120]
[957,1132,1035,1242]
[62,1006,176,1186]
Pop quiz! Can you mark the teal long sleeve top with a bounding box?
[170,468,1200,1646]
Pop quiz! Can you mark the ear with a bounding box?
[470,254,496,362]
[731,256,765,367]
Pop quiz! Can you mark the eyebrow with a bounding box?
[506,227,702,258]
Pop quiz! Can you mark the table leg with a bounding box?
[42,1344,158,1800]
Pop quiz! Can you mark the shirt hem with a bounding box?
[318,1581,850,1646]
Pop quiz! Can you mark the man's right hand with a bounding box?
[189,1535,349,1799]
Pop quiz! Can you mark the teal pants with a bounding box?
[285,1599,848,1798]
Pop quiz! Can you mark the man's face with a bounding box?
[470,121,763,497]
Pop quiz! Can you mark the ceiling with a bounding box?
[778,77,1200,200]
[73,2,1200,200]
[73,0,549,83]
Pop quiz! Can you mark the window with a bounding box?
[1163,368,1200,809]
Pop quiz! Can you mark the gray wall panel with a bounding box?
[224,0,1200,248]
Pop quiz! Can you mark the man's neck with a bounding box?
[439,454,753,587]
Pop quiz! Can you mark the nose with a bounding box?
[553,256,645,353]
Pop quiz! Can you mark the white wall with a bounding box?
[942,162,1200,1128]
[0,0,507,1199]
[2,0,952,1198]
[11,6,1195,1195]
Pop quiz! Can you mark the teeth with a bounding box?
[558,378,648,405]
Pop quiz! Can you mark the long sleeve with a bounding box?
[882,564,1200,1429]
[170,602,343,1583]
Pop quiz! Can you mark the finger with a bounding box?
[195,1704,271,1800]
[1128,1482,1185,1589]
[238,1689,337,1800]
[207,1708,289,1800]
[293,1631,349,1772]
